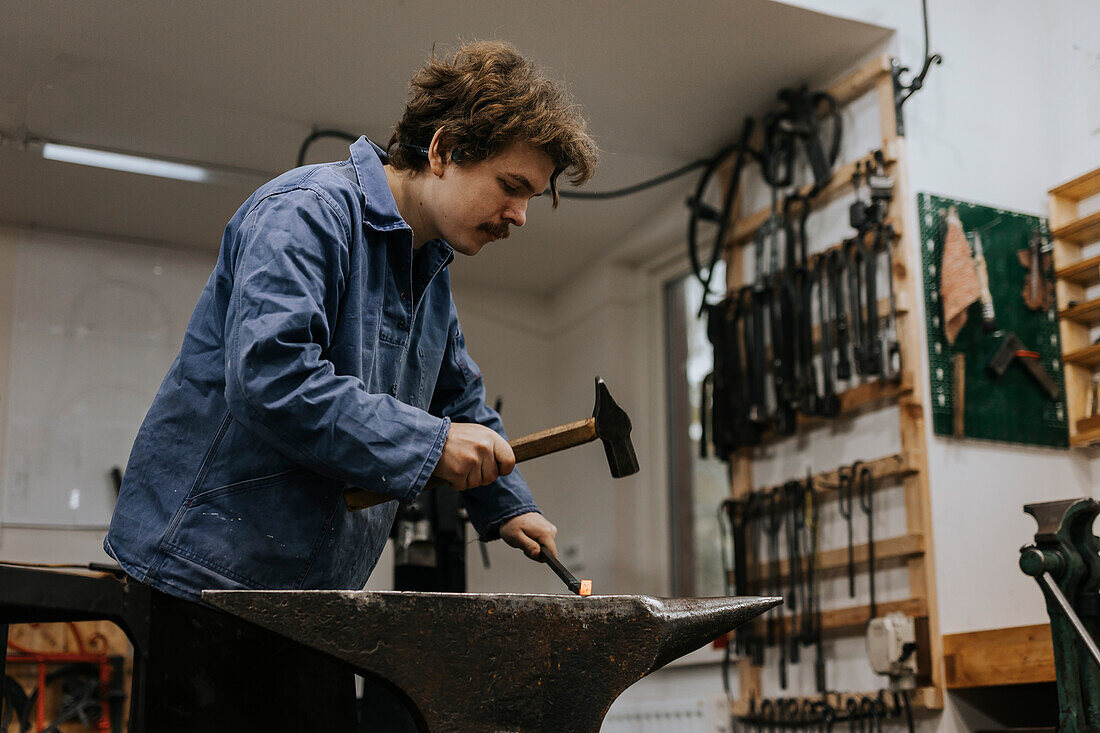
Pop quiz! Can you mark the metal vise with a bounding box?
[1020,498,1100,732]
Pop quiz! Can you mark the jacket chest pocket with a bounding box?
[372,336,421,403]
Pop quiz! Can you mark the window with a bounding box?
[664,263,729,597]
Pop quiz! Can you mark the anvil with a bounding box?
[204,589,780,732]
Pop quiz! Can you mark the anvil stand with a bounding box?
[0,565,358,731]
[0,564,779,732]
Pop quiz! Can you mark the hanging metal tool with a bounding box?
[787,194,820,416]
[860,230,883,377]
[721,497,751,656]
[769,205,798,435]
[988,331,1060,400]
[1018,227,1054,312]
[970,229,999,332]
[878,224,903,382]
[703,299,734,459]
[763,487,788,688]
[771,86,843,195]
[845,235,868,376]
[816,252,841,416]
[801,474,827,693]
[865,152,901,381]
[733,286,766,445]
[784,480,805,667]
[750,219,777,430]
[829,248,853,383]
[746,492,767,666]
[838,465,857,598]
[850,161,870,232]
[857,463,877,619]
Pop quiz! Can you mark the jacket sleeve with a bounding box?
[224,188,449,502]
[429,298,540,539]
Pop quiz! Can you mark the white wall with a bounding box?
[453,261,670,597]
[0,225,215,566]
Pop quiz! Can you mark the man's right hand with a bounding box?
[432,422,515,490]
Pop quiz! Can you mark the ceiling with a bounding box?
[0,1,890,295]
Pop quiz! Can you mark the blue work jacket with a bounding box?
[105,137,539,602]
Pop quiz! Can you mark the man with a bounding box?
[104,41,598,728]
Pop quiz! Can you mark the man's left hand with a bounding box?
[499,512,557,560]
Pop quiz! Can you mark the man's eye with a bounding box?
[500,180,519,194]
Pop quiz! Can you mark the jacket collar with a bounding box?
[350,136,455,273]
[350,136,410,232]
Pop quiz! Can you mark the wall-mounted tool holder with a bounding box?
[715,55,943,718]
[918,194,1066,447]
[1049,167,1100,446]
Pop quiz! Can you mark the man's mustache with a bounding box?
[479,222,510,240]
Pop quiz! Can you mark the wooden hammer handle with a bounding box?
[342,417,597,512]
[510,417,596,462]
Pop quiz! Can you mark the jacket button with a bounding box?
[400,292,407,300]
[398,320,407,329]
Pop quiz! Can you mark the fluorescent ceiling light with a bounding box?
[42,142,212,182]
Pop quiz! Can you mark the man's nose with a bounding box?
[504,200,527,227]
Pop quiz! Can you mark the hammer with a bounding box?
[342,376,639,512]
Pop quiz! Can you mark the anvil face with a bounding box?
[203,590,780,732]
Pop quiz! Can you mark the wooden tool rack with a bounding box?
[719,55,943,715]
[1050,166,1100,446]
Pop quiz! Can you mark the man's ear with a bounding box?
[427,128,449,177]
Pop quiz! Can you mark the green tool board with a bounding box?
[918,193,1067,448]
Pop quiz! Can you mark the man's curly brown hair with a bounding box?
[387,41,598,207]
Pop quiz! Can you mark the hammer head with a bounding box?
[592,376,640,478]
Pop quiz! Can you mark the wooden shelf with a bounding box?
[1058,296,1100,325]
[731,686,944,717]
[1050,168,1100,201]
[1069,424,1100,447]
[943,624,1054,689]
[757,382,914,446]
[1052,166,1100,451]
[1052,210,1100,246]
[766,597,927,639]
[1055,252,1100,286]
[747,452,917,505]
[1062,342,1100,367]
[740,532,924,586]
[813,452,916,492]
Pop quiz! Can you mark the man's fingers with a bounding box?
[495,439,516,476]
[464,465,483,491]
[538,534,558,558]
[524,540,542,560]
[482,459,499,486]
[435,423,515,490]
